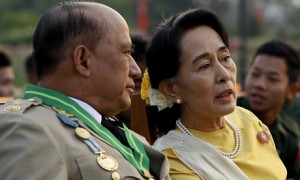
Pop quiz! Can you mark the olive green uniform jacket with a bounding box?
[282,95,300,127]
[0,98,170,180]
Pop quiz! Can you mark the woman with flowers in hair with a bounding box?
[141,8,286,179]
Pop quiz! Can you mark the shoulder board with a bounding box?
[1,97,43,114]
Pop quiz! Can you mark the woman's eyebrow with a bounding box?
[191,52,209,65]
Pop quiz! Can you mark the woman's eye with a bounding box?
[223,56,231,62]
[200,63,211,69]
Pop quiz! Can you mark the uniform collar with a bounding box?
[69,97,102,124]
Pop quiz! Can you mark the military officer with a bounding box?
[0,2,170,179]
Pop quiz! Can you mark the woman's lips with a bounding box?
[216,89,234,102]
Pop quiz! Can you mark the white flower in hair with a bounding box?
[148,88,174,111]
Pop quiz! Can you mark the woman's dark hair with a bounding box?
[33,2,104,80]
[251,40,300,84]
[146,8,229,133]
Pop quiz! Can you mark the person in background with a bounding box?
[24,55,38,85]
[0,2,170,179]
[237,40,300,179]
[130,33,148,92]
[0,51,15,98]
[116,33,149,126]
[142,8,286,179]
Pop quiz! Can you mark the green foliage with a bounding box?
[0,0,197,44]
[0,0,64,44]
[0,10,39,43]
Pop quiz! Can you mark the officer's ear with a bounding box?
[73,45,92,78]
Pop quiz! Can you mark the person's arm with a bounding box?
[162,148,201,180]
[0,113,68,179]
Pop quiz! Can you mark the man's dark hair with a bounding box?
[145,8,228,133]
[25,55,34,75]
[33,2,105,80]
[0,52,11,68]
[130,33,148,63]
[251,40,300,84]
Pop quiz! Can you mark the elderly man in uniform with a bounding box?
[0,2,170,180]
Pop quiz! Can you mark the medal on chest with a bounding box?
[56,111,121,180]
[96,151,119,171]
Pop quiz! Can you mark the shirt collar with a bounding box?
[69,97,102,124]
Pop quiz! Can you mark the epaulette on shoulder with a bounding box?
[1,97,43,114]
